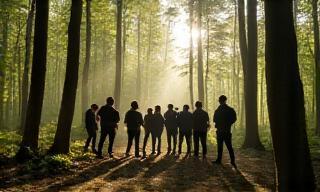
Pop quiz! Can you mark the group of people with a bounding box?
[84,95,237,168]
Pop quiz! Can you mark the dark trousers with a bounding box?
[178,132,191,154]
[142,129,151,154]
[126,129,140,156]
[151,133,162,153]
[166,128,177,152]
[84,128,97,150]
[98,129,116,156]
[193,131,207,156]
[216,132,235,163]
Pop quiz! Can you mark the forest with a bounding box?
[0,0,319,191]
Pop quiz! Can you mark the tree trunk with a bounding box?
[242,0,264,149]
[189,0,194,110]
[265,1,316,190]
[20,0,35,133]
[197,0,204,102]
[50,0,83,154]
[17,0,49,155]
[205,13,210,110]
[114,0,122,110]
[81,0,91,126]
[0,11,9,129]
[136,11,141,101]
[312,0,320,136]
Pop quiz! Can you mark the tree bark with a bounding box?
[189,0,194,110]
[265,1,315,190]
[197,0,204,103]
[312,0,320,136]
[20,0,35,133]
[242,0,264,149]
[81,0,91,126]
[50,0,83,154]
[114,0,122,110]
[136,11,141,101]
[17,0,49,153]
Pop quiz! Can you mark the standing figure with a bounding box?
[213,95,237,168]
[97,97,120,158]
[84,104,99,153]
[164,104,178,155]
[177,105,193,156]
[142,108,153,158]
[151,105,164,155]
[193,101,210,159]
[124,101,143,158]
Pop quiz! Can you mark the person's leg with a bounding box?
[225,133,235,165]
[166,129,171,153]
[200,132,207,157]
[84,128,92,150]
[151,134,156,154]
[143,130,150,156]
[97,130,107,156]
[193,131,200,157]
[135,130,140,157]
[91,131,97,152]
[172,130,177,154]
[157,135,162,154]
[108,130,116,156]
[178,132,183,154]
[215,132,224,163]
[186,133,191,154]
[126,130,134,155]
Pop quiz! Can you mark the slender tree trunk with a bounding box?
[197,0,204,102]
[50,0,83,154]
[189,0,194,110]
[81,0,91,126]
[16,0,49,155]
[114,0,122,110]
[20,0,35,132]
[136,11,141,101]
[0,11,9,129]
[312,0,320,136]
[145,14,152,106]
[242,0,264,149]
[265,1,315,190]
[205,13,210,110]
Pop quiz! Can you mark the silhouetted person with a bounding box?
[151,105,164,155]
[213,95,237,168]
[142,108,153,158]
[97,97,120,158]
[164,104,178,155]
[193,101,210,158]
[84,104,99,153]
[177,105,193,155]
[124,101,143,158]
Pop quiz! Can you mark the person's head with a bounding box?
[131,101,139,110]
[155,105,161,113]
[168,104,173,110]
[219,95,227,104]
[91,104,99,112]
[106,97,114,106]
[147,108,153,114]
[183,105,189,111]
[195,101,202,109]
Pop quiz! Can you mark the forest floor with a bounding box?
[0,140,319,192]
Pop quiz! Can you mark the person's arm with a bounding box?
[139,113,144,126]
[206,112,210,129]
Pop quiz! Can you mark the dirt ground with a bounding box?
[0,139,319,192]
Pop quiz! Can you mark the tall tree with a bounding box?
[197,0,204,103]
[265,1,315,190]
[114,0,122,110]
[312,0,320,135]
[242,0,264,149]
[50,0,83,154]
[189,0,194,109]
[16,0,49,155]
[136,10,141,101]
[20,0,35,132]
[81,0,91,125]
